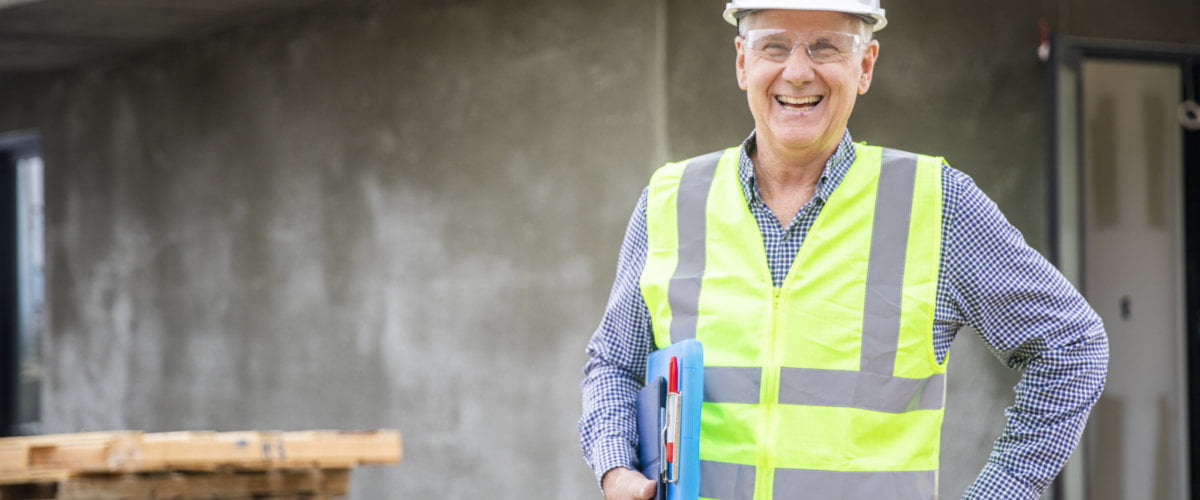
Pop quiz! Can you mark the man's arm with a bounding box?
[579,189,658,489]
[942,169,1109,499]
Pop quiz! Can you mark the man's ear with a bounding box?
[857,39,879,95]
[735,36,748,90]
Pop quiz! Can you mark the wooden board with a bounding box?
[54,468,350,499]
[0,430,400,479]
[0,432,143,474]
[0,429,398,499]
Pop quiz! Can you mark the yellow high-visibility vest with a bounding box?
[640,143,947,500]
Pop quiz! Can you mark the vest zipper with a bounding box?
[757,285,784,500]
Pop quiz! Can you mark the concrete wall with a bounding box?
[3,1,657,496]
[1,0,1199,497]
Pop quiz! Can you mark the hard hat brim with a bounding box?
[723,2,887,31]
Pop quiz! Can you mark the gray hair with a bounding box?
[736,9,874,41]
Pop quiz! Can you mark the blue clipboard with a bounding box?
[637,339,703,499]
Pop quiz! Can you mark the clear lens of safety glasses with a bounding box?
[744,29,863,63]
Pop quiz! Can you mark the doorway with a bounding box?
[0,131,43,437]
[1050,39,1200,500]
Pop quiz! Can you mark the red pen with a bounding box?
[665,356,681,483]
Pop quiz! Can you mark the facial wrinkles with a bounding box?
[764,52,842,131]
[738,11,866,154]
[775,65,822,113]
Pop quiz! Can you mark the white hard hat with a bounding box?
[723,0,888,32]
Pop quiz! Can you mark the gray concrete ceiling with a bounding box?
[0,0,335,74]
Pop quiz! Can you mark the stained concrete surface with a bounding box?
[4,1,658,496]
[0,0,339,72]
[1,0,1199,497]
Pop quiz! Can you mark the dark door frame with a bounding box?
[0,131,41,437]
[0,149,15,438]
[1047,36,1200,500]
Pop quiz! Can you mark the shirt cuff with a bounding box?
[962,461,1043,500]
[590,437,640,489]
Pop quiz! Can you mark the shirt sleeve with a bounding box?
[579,188,656,488]
[942,169,1109,499]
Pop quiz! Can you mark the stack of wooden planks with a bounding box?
[0,429,401,499]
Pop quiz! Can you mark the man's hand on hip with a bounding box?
[602,467,656,500]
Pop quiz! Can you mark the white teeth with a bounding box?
[777,95,821,105]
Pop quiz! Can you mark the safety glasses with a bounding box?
[742,29,864,64]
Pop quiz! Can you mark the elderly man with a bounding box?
[579,1,1108,499]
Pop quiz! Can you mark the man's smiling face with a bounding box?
[735,9,879,157]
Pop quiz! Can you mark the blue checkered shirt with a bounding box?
[579,130,1108,499]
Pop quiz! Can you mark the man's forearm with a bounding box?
[579,189,655,486]
[963,327,1108,498]
[580,354,645,486]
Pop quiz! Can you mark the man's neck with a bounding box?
[750,132,841,191]
[751,134,840,216]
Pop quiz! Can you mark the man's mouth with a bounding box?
[777,95,822,111]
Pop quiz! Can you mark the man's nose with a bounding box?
[781,46,816,84]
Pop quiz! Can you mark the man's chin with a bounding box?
[760,128,838,152]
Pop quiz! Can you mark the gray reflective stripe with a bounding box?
[775,150,942,414]
[668,151,723,343]
[698,463,937,500]
[699,460,756,500]
[703,366,762,404]
[859,149,919,376]
[774,468,937,500]
[778,367,945,412]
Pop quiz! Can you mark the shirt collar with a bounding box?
[737,129,857,207]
